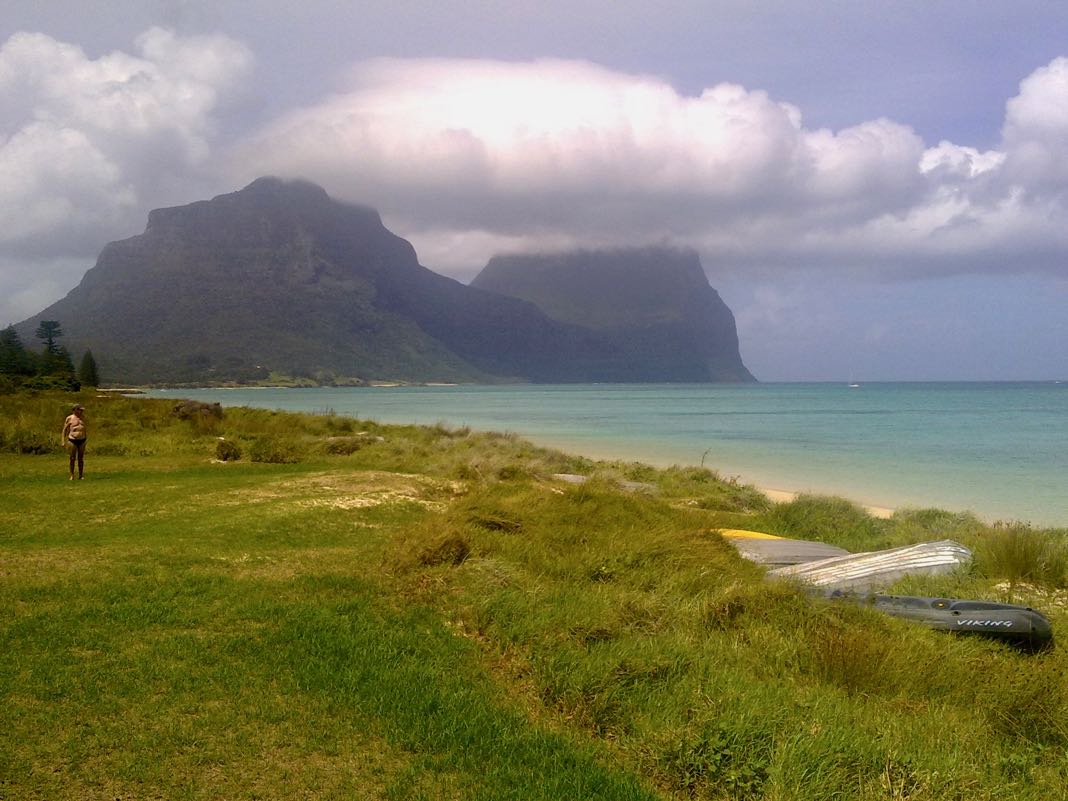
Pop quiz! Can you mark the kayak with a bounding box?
[824,590,1054,652]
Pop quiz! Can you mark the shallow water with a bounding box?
[145,382,1068,527]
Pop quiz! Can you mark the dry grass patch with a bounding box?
[218,470,467,513]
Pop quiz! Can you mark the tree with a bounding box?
[35,320,63,355]
[0,325,34,376]
[35,320,76,378]
[78,350,100,387]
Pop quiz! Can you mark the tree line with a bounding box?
[0,321,99,393]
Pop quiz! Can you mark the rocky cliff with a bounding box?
[472,247,755,382]
[18,179,754,384]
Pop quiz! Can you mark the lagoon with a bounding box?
[145,382,1068,527]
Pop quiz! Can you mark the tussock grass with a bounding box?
[975,523,1068,591]
[2,391,1068,799]
[757,493,887,551]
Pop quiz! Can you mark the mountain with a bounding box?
[17,178,754,384]
[472,248,755,382]
[15,178,590,384]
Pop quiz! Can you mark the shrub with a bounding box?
[171,400,224,421]
[21,374,80,392]
[215,438,242,461]
[8,428,57,454]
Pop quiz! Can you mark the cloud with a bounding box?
[239,56,1068,280]
[0,27,252,319]
[5,37,1068,327]
[1002,56,1068,193]
[241,59,923,224]
[0,255,88,328]
[0,27,252,254]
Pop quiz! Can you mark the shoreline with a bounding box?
[523,433,905,520]
[135,386,1064,528]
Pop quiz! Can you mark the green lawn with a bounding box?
[2,392,1066,799]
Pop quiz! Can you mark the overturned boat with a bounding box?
[718,529,850,566]
[767,540,973,592]
[827,590,1054,652]
[720,530,1054,650]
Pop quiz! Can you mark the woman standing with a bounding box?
[62,404,87,480]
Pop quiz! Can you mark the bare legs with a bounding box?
[68,440,86,480]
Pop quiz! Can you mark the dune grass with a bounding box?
[2,390,1067,799]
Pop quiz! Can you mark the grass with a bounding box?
[2,390,1068,799]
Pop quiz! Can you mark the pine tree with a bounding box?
[34,320,78,380]
[78,350,100,387]
[34,320,62,355]
[0,325,33,376]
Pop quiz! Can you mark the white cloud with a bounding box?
[920,141,1005,180]
[5,38,1068,327]
[239,56,1068,280]
[1002,56,1068,192]
[0,122,134,245]
[0,27,252,269]
[0,26,254,326]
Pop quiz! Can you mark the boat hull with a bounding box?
[826,591,1054,651]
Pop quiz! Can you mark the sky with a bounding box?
[2,0,1067,381]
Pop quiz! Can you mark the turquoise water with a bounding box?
[146,383,1068,527]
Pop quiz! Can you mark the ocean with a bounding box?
[144,382,1068,527]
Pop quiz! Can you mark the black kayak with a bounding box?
[823,590,1054,652]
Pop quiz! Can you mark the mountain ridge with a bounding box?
[17,178,755,385]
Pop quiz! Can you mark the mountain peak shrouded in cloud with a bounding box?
[473,247,754,382]
[475,246,714,330]
[240,54,1068,284]
[14,178,755,384]
[2,9,1068,379]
